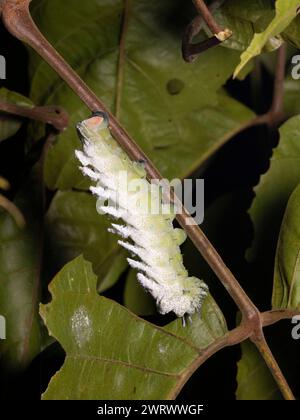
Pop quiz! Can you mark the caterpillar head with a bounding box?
[76,112,109,145]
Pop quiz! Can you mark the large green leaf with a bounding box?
[40,255,227,400]
[0,88,33,142]
[45,190,128,292]
[248,116,300,269]
[0,177,42,371]
[234,0,300,78]
[29,0,255,190]
[273,184,300,309]
[236,340,281,400]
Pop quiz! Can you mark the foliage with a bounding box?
[0,0,300,400]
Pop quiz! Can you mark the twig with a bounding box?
[182,17,221,63]
[0,193,26,228]
[262,309,300,326]
[172,308,299,398]
[251,335,295,400]
[0,102,69,131]
[267,43,287,127]
[0,175,10,190]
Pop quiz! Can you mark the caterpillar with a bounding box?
[75,113,208,322]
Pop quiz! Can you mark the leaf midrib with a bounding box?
[67,354,181,377]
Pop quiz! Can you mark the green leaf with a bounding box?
[45,190,128,292]
[0,88,33,142]
[248,116,300,269]
[29,0,255,190]
[236,340,282,400]
[123,269,156,316]
[0,176,42,371]
[40,256,227,400]
[273,184,300,309]
[213,0,273,52]
[241,117,300,401]
[234,0,300,78]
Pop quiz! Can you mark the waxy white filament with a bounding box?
[75,115,208,318]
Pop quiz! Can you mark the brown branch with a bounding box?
[192,0,222,35]
[173,308,299,399]
[183,0,232,62]
[0,175,10,190]
[182,16,221,63]
[171,323,252,398]
[0,102,69,131]
[1,0,296,400]
[206,43,287,136]
[267,43,287,128]
[262,309,300,327]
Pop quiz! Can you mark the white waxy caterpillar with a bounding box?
[75,113,208,321]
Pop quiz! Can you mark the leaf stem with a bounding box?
[0,101,69,131]
[268,43,287,127]
[192,0,222,35]
[251,335,295,400]
[183,0,232,62]
[0,193,26,228]
[244,43,287,129]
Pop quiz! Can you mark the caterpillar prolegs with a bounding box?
[75,113,208,321]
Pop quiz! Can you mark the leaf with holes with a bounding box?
[40,255,227,400]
